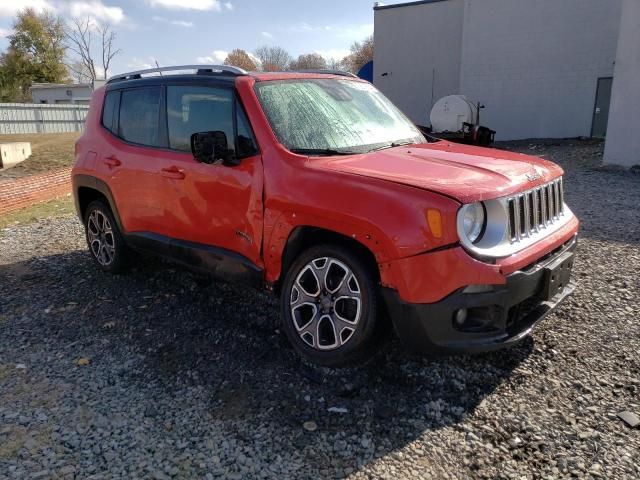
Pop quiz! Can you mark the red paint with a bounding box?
[382,247,505,304]
[151,151,264,265]
[313,142,564,203]
[382,216,579,304]
[73,73,579,305]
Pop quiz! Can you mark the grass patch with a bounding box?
[0,425,27,459]
[0,363,11,380]
[0,132,80,179]
[0,195,75,229]
[0,425,53,460]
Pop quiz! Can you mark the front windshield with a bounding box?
[255,79,425,154]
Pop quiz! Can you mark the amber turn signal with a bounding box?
[427,209,442,238]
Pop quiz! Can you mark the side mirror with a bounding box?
[190,131,240,166]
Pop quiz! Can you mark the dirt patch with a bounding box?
[0,196,74,229]
[0,132,79,180]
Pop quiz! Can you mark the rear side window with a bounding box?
[167,85,234,152]
[101,90,120,134]
[119,87,161,147]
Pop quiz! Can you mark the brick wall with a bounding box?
[0,167,72,216]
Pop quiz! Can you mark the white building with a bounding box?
[373,0,623,141]
[30,83,92,105]
[604,0,640,168]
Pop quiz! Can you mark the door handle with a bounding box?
[160,166,185,180]
[103,156,121,168]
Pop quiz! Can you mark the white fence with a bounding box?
[0,103,89,135]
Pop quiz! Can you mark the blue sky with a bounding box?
[0,0,391,77]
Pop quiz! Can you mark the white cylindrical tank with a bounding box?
[430,95,478,133]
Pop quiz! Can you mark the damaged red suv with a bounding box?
[72,65,579,366]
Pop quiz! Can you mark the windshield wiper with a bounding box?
[368,141,416,153]
[290,148,359,156]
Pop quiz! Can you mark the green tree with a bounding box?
[0,68,19,102]
[224,49,257,71]
[0,8,67,102]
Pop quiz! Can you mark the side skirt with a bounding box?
[125,232,264,289]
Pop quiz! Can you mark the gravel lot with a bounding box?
[1,140,638,479]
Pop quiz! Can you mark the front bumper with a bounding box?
[383,236,577,354]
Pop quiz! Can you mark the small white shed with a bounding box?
[30,83,92,105]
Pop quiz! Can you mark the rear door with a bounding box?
[98,86,168,235]
[155,83,264,266]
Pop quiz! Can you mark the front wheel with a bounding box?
[280,245,382,367]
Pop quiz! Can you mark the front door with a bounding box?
[591,77,613,138]
[155,84,264,267]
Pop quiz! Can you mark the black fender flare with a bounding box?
[72,174,125,233]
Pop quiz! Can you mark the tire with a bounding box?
[280,244,382,367]
[83,200,130,274]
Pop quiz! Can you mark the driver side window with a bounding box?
[167,86,234,153]
[166,85,258,159]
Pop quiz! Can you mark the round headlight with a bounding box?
[460,202,486,243]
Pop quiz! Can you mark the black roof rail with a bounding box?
[106,65,247,84]
[294,69,358,78]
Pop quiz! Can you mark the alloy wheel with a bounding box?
[289,257,362,350]
[87,210,116,266]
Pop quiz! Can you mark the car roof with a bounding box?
[104,65,361,91]
[104,73,238,91]
[249,71,359,82]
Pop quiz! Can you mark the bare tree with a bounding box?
[67,60,92,83]
[254,45,291,72]
[98,22,120,79]
[326,57,346,71]
[289,53,327,71]
[65,17,122,83]
[342,35,373,73]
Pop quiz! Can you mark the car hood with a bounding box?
[310,142,564,204]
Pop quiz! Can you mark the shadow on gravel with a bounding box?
[1,250,535,477]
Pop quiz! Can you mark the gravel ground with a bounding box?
[1,140,639,479]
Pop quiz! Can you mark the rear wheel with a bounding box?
[84,200,129,273]
[280,245,381,367]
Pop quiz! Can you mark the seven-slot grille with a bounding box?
[507,178,564,242]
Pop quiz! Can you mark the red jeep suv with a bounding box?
[72,65,579,366]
